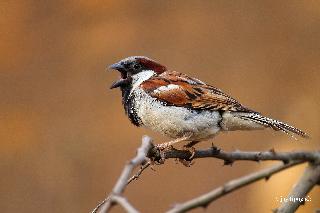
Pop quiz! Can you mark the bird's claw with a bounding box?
[183,145,196,160]
[152,144,175,164]
[178,158,194,167]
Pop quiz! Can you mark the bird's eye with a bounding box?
[123,62,129,69]
[133,64,141,70]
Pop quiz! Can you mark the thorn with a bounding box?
[202,203,209,209]
[269,148,276,153]
[221,186,227,193]
[223,160,234,166]
[265,175,271,181]
[210,144,221,155]
[282,159,289,164]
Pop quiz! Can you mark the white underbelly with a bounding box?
[132,89,221,140]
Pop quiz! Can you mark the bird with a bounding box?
[108,56,309,149]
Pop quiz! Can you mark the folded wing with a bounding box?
[140,71,254,113]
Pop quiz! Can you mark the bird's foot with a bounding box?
[174,144,196,167]
[153,144,175,164]
[177,158,194,167]
[183,145,196,160]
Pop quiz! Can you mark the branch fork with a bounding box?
[92,136,320,213]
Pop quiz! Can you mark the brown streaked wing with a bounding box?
[140,71,254,112]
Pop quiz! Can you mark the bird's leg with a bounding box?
[156,135,192,151]
[184,140,200,148]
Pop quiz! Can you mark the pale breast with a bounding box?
[132,88,222,140]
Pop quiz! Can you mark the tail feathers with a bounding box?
[237,113,309,139]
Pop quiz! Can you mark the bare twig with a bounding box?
[275,163,320,213]
[110,196,139,213]
[126,148,320,187]
[127,162,151,185]
[166,161,304,213]
[92,136,153,213]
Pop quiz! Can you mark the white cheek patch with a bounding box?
[130,70,155,95]
[154,84,180,93]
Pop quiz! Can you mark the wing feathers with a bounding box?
[140,71,253,112]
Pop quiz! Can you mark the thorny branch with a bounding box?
[127,162,151,185]
[147,146,320,165]
[92,136,320,213]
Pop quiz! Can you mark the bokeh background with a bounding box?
[1,1,319,212]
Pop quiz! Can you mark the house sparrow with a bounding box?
[108,56,309,148]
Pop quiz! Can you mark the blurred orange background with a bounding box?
[1,1,319,212]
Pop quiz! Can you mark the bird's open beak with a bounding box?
[110,78,131,89]
[108,62,124,71]
[108,62,130,89]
